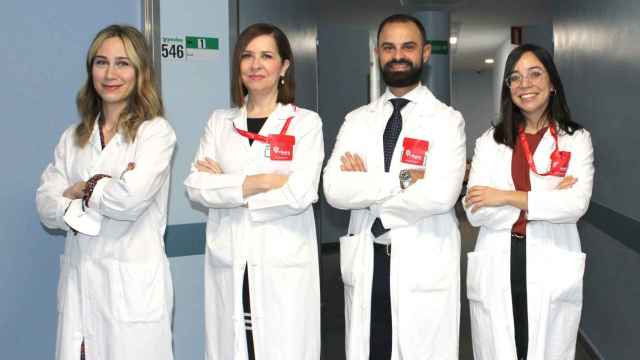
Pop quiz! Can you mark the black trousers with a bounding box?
[511,234,528,360]
[243,266,256,360]
[370,244,392,360]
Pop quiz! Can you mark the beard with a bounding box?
[380,58,423,88]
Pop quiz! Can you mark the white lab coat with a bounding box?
[184,103,323,360]
[464,127,594,360]
[36,117,176,360]
[323,86,466,360]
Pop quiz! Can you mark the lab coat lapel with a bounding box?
[260,103,290,136]
[247,103,291,163]
[366,97,389,174]
[230,106,250,152]
[501,143,516,189]
[86,117,110,179]
[388,87,435,174]
[532,127,555,173]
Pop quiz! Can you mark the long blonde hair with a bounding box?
[75,24,164,147]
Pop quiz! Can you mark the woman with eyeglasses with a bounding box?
[463,44,594,360]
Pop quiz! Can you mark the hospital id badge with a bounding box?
[401,137,429,165]
[549,150,571,177]
[267,134,295,161]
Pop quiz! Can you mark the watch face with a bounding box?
[399,170,411,189]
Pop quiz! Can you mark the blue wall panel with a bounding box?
[0,2,140,358]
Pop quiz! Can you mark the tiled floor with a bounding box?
[319,204,594,360]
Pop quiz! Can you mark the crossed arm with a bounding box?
[464,176,577,213]
[194,157,288,199]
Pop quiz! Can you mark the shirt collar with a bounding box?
[381,83,426,105]
[89,115,102,149]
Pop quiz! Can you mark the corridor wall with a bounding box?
[554,1,640,358]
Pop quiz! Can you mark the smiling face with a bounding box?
[239,34,290,97]
[508,51,555,122]
[376,21,430,91]
[91,36,136,112]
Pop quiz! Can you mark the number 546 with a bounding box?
[161,44,184,59]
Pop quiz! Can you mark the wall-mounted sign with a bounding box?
[427,40,449,55]
[161,36,219,61]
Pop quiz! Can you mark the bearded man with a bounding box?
[323,14,467,360]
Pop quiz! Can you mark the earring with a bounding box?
[280,76,285,86]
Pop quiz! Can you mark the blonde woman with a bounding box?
[36,24,176,360]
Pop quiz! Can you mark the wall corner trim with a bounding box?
[578,328,605,360]
[583,201,640,255]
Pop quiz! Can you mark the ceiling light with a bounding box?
[449,36,458,45]
[484,58,495,64]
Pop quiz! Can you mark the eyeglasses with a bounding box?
[505,68,547,88]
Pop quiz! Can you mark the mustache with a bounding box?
[384,59,414,69]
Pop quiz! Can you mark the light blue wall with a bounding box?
[159,0,231,358]
[0,2,140,358]
[161,0,231,227]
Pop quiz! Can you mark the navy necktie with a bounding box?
[371,98,410,238]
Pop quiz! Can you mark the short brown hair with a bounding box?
[231,23,295,106]
[75,24,164,147]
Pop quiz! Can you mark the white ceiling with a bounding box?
[316,0,554,71]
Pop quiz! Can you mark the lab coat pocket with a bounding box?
[262,217,318,267]
[410,250,456,292]
[400,249,459,357]
[261,142,293,175]
[466,251,501,360]
[544,249,585,359]
[111,259,169,322]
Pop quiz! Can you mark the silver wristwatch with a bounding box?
[399,169,412,189]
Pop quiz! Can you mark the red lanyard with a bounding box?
[518,124,561,176]
[234,109,295,143]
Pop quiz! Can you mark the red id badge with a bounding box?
[549,150,571,177]
[267,134,295,161]
[401,137,429,165]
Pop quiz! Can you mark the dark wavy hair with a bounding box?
[231,23,295,107]
[493,44,581,148]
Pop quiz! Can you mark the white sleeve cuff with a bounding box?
[88,177,111,210]
[63,199,103,236]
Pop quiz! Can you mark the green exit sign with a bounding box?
[427,40,449,55]
[185,36,219,50]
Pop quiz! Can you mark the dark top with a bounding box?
[511,127,547,236]
[246,117,268,146]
